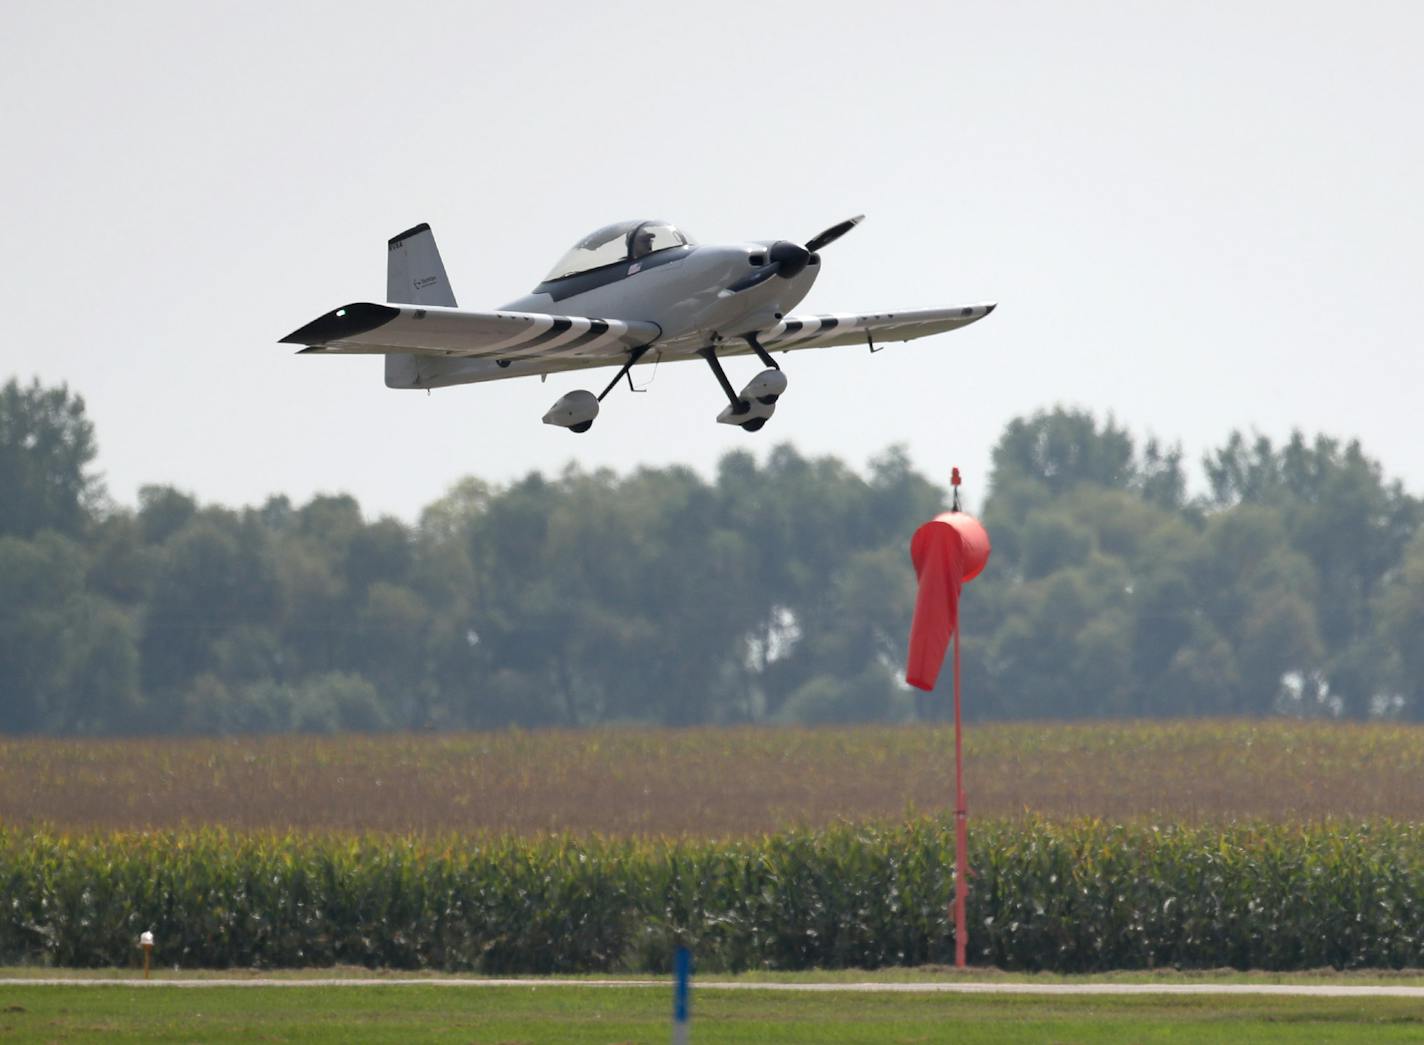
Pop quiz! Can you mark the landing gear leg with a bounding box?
[596,345,651,402]
[745,332,780,371]
[699,347,749,415]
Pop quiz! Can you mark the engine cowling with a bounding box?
[542,389,600,432]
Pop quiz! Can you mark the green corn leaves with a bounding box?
[2,820,1422,973]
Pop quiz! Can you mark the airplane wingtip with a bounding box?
[279,303,400,345]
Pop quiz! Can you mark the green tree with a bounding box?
[1376,529,1424,718]
[289,672,390,733]
[86,510,152,605]
[0,533,87,731]
[0,532,140,733]
[1201,431,1417,715]
[0,377,100,538]
[1137,438,1188,511]
[137,485,197,544]
[139,511,279,725]
[8,371,1423,734]
[991,408,1136,495]
[49,597,142,734]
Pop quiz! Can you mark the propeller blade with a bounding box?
[805,214,864,253]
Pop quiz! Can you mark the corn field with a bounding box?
[3,819,1422,973]
[5,721,1424,836]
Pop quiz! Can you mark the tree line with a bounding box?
[2,375,1421,735]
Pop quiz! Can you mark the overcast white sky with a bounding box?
[3,1,1421,519]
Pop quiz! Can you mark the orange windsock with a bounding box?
[905,512,991,691]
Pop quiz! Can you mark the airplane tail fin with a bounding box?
[387,223,457,307]
[385,223,456,388]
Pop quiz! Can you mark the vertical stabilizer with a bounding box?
[387,223,457,307]
[385,223,456,387]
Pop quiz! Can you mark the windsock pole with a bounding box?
[949,466,968,969]
[905,466,989,972]
[952,625,968,968]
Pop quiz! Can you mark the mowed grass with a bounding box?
[8,965,1424,985]
[1,982,1423,1043]
[3,720,1423,836]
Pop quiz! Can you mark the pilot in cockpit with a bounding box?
[630,227,657,259]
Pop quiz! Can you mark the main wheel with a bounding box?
[740,418,767,432]
[570,420,593,433]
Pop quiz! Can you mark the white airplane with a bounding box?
[281,217,995,433]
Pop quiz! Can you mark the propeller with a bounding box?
[725,215,865,294]
[805,214,864,253]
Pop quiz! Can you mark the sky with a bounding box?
[3,1,1421,520]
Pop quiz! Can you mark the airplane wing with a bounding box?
[280,302,660,362]
[753,305,996,355]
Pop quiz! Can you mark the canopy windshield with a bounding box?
[543,220,693,281]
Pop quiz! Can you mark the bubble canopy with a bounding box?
[543,220,694,281]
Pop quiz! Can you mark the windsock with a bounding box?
[905,511,991,690]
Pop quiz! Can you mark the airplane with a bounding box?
[280,217,995,433]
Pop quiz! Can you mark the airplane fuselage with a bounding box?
[501,243,820,356]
